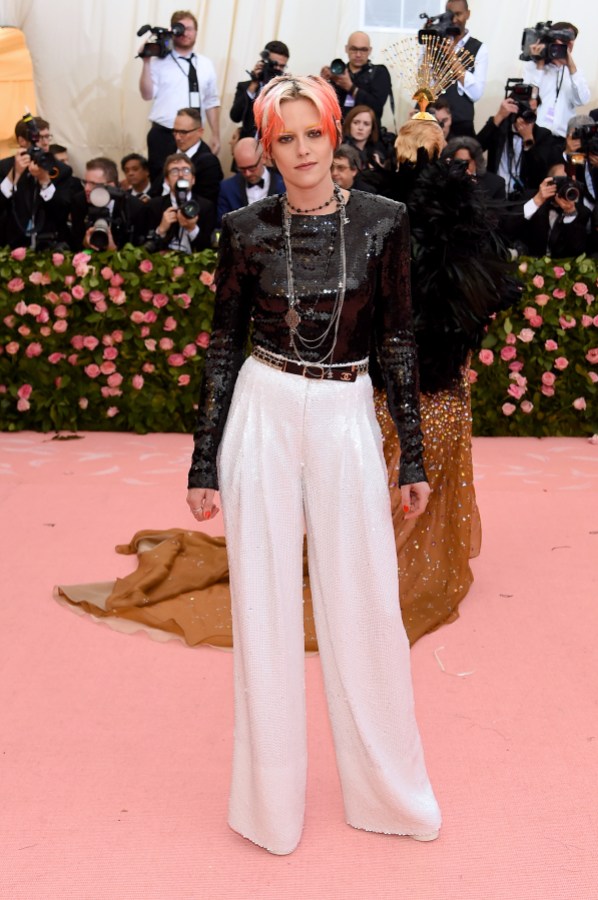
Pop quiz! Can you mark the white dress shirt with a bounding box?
[148,52,220,127]
[245,168,270,204]
[453,32,488,103]
[522,61,590,137]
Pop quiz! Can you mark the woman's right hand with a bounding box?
[186,488,220,522]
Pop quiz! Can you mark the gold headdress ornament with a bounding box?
[383,35,474,120]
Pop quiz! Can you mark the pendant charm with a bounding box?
[285,307,301,331]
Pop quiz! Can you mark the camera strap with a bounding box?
[172,53,201,108]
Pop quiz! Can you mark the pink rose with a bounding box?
[559,316,576,329]
[54,304,68,318]
[152,293,169,308]
[502,402,516,416]
[176,292,191,309]
[8,278,25,293]
[40,326,51,337]
[142,362,155,374]
[520,400,534,414]
[541,385,555,397]
[17,384,32,401]
[173,266,185,278]
[159,337,174,351]
[71,285,86,300]
[505,333,517,345]
[500,345,517,361]
[94,299,108,313]
[106,407,119,418]
[64,275,75,286]
[588,372,598,384]
[101,266,114,280]
[144,339,157,351]
[52,252,65,266]
[132,374,144,390]
[89,290,105,303]
[4,314,16,327]
[143,310,158,324]
[572,282,588,296]
[78,398,89,410]
[544,339,558,352]
[109,288,126,305]
[59,291,72,304]
[130,311,145,324]
[163,316,178,332]
[594,316,598,327]
[553,266,565,278]
[178,374,191,386]
[6,342,19,355]
[48,352,65,364]
[139,289,153,303]
[29,271,47,285]
[510,372,527,388]
[103,346,119,360]
[183,343,197,358]
[100,361,116,375]
[582,315,593,327]
[68,354,79,366]
[53,319,68,333]
[107,373,123,387]
[10,247,27,261]
[530,316,543,328]
[139,259,153,273]
[111,330,124,343]
[167,353,186,367]
[553,289,566,300]
[0,386,7,394]
[523,306,537,320]
[25,342,43,358]
[140,326,150,338]
[17,398,30,412]
[196,332,210,349]
[101,387,121,398]
[18,326,31,337]
[102,335,113,346]
[199,270,214,286]
[110,274,124,287]
[72,252,90,268]
[535,294,549,307]
[572,397,587,411]
[28,303,42,316]
[508,384,525,400]
[518,328,535,343]
[541,371,556,387]
[585,348,598,365]
[82,336,100,351]
[554,357,569,371]
[532,275,544,288]
[54,377,62,390]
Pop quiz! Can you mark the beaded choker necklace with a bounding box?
[286,191,336,214]
[281,184,348,366]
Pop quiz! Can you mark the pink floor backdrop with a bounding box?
[1,432,597,899]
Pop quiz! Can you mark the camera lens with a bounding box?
[330,59,346,76]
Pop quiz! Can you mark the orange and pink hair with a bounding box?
[253,75,342,156]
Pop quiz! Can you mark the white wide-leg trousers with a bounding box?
[218,357,441,855]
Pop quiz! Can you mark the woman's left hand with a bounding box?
[400,481,431,520]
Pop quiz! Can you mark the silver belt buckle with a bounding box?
[303,364,326,380]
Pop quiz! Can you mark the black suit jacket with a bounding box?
[145,193,215,251]
[69,190,149,251]
[190,143,223,206]
[521,201,590,257]
[333,62,392,123]
[0,158,74,249]
[476,119,562,195]
[230,80,259,139]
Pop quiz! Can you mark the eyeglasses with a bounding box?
[347,46,370,53]
[167,166,192,176]
[237,160,262,173]
[81,178,108,188]
[171,126,201,135]
[38,133,53,141]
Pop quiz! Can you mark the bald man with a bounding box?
[216,137,284,225]
[320,31,392,123]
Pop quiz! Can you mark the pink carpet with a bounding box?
[1,432,596,899]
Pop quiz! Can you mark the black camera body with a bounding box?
[520,21,574,62]
[418,10,460,43]
[504,78,539,123]
[85,185,126,251]
[174,180,200,219]
[22,116,57,174]
[137,22,185,59]
[250,50,283,85]
[572,124,598,157]
[550,176,580,204]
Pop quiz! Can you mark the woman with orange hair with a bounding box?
[186,75,441,855]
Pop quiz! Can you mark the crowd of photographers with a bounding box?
[1,4,598,259]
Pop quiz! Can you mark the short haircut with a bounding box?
[163,152,196,177]
[254,75,341,156]
[176,107,203,126]
[334,146,360,170]
[442,136,486,175]
[395,119,445,166]
[171,10,198,30]
[567,114,594,135]
[49,143,67,154]
[432,96,452,113]
[121,152,149,171]
[342,105,379,144]
[86,157,119,184]
[446,0,469,9]
[15,116,49,140]
[265,40,290,58]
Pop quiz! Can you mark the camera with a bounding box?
[504,78,539,123]
[418,10,460,43]
[572,124,598,157]
[550,176,580,204]
[249,50,285,85]
[174,180,200,219]
[329,58,346,76]
[137,22,185,59]
[520,21,574,62]
[21,114,57,175]
[85,184,125,251]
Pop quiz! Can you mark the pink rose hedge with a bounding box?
[471,254,598,437]
[1,247,596,436]
[1,245,216,432]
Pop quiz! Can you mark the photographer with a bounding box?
[0,116,73,250]
[442,136,506,200]
[320,31,392,124]
[518,164,589,257]
[168,108,223,206]
[522,21,590,138]
[145,153,215,253]
[439,0,488,137]
[476,87,562,198]
[560,115,598,211]
[69,158,148,251]
[138,10,221,181]
[229,41,290,139]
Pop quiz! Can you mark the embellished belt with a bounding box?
[252,346,368,382]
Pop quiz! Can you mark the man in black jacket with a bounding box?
[168,108,223,205]
[517,165,589,257]
[320,31,392,124]
[229,41,290,140]
[69,157,148,251]
[145,152,215,252]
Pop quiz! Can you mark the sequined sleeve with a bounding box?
[188,216,253,490]
[375,205,426,486]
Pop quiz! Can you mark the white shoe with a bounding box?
[410,830,439,842]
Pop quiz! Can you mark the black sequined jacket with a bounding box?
[188,191,425,490]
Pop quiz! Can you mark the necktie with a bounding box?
[181,56,199,106]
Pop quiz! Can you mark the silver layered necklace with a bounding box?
[281,183,348,366]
